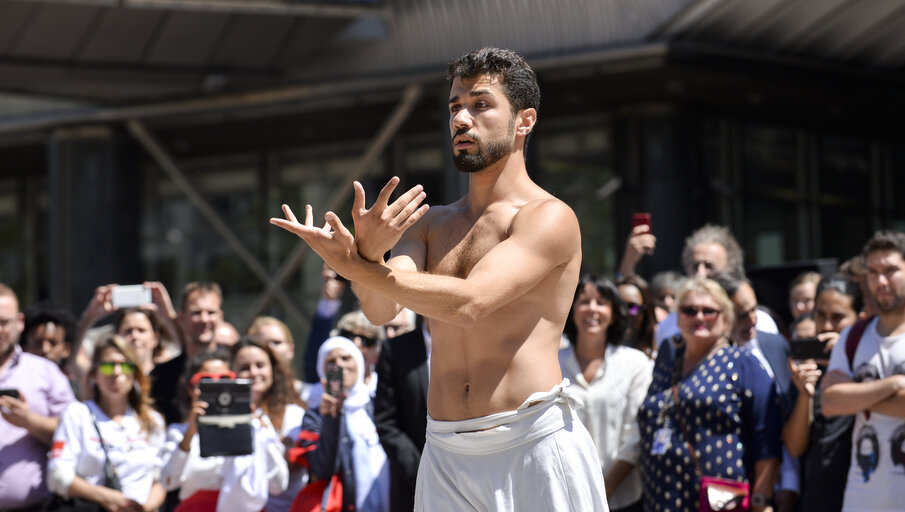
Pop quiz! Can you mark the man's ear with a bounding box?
[516,108,537,136]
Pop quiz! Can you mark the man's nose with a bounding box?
[694,263,709,278]
[452,109,473,129]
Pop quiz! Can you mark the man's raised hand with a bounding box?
[270,204,359,275]
[352,177,429,263]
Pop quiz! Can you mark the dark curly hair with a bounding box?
[448,47,540,150]
[563,274,628,347]
[862,230,905,260]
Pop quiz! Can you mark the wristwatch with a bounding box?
[751,492,772,508]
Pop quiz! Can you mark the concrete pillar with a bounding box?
[47,126,141,311]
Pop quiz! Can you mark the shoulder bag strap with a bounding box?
[672,384,703,480]
[89,412,123,492]
[846,315,876,372]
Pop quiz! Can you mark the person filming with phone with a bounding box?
[160,349,288,512]
[291,336,389,512]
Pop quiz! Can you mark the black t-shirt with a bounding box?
[150,352,186,425]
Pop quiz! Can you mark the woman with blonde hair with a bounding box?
[248,316,302,394]
[47,334,166,511]
[638,278,781,511]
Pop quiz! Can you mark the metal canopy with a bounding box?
[0,0,385,102]
[655,0,905,70]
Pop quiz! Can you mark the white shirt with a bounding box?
[47,401,164,505]
[827,317,905,512]
[160,416,288,512]
[265,404,307,512]
[558,343,652,509]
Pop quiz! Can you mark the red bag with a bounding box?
[290,475,343,512]
[699,476,749,511]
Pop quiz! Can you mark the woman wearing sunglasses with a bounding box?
[160,349,289,512]
[47,334,166,511]
[559,274,653,512]
[638,278,782,512]
[616,275,659,360]
[231,338,306,512]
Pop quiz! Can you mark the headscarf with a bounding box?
[316,336,389,509]
[315,336,369,411]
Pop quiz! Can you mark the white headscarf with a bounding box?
[315,336,370,411]
[316,336,389,509]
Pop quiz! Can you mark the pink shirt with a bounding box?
[0,345,75,508]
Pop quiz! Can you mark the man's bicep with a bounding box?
[465,201,579,304]
[386,220,427,273]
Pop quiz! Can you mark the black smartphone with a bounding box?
[790,338,828,360]
[0,389,20,399]
[197,379,253,457]
[325,363,344,398]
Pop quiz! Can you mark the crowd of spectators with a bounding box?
[1,223,904,511]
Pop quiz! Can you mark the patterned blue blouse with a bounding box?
[638,340,782,512]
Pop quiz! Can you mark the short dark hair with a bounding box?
[816,274,864,314]
[711,272,751,300]
[563,274,627,347]
[448,47,541,115]
[180,282,222,311]
[23,303,75,346]
[862,230,905,261]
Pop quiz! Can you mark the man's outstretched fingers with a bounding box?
[281,204,299,224]
[375,176,401,208]
[388,184,425,219]
[401,204,430,229]
[394,190,427,223]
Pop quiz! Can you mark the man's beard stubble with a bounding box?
[452,117,517,174]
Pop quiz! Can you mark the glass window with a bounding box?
[534,118,616,274]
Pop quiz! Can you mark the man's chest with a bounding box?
[425,213,511,278]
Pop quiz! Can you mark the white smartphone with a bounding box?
[111,285,152,309]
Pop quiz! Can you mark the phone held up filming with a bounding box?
[197,378,254,457]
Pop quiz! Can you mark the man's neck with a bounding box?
[466,151,529,212]
[876,309,905,338]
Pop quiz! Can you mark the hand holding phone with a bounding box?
[632,212,652,232]
[111,285,152,309]
[325,363,344,399]
[789,338,828,361]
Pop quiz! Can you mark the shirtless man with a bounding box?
[272,47,607,511]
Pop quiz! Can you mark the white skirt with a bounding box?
[415,379,609,512]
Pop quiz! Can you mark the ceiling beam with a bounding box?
[124,0,386,18]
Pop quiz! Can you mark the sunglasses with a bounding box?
[190,371,236,387]
[339,329,379,348]
[626,303,645,316]
[678,306,721,320]
[97,361,137,376]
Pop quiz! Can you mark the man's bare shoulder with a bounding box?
[513,196,580,233]
[509,197,580,261]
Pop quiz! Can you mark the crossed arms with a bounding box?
[821,370,905,417]
[270,178,580,328]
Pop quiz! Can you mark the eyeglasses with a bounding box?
[339,329,379,348]
[190,371,236,387]
[678,306,721,320]
[97,361,137,376]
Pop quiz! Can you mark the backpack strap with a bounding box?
[846,315,876,372]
